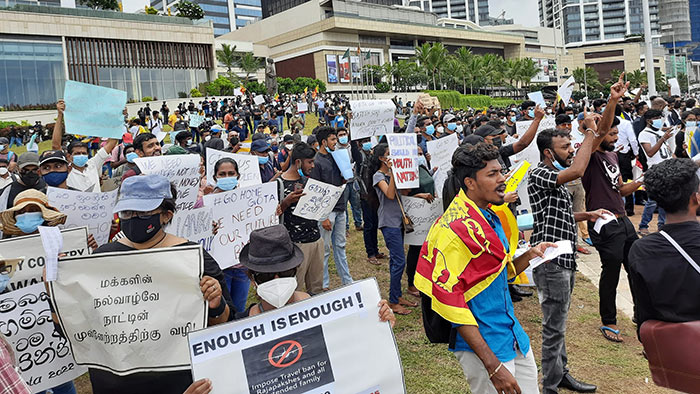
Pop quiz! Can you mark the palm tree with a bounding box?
[517,58,539,90]
[237,53,262,82]
[414,43,433,89]
[454,47,472,93]
[626,69,646,89]
[429,43,448,90]
[216,44,238,81]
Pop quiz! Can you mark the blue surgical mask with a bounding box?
[339,136,348,145]
[528,109,535,118]
[686,121,697,129]
[126,152,139,163]
[43,171,68,187]
[362,142,372,151]
[569,114,575,121]
[216,176,238,191]
[652,119,664,129]
[258,156,269,165]
[15,212,44,234]
[417,155,427,168]
[552,161,566,171]
[510,116,517,123]
[0,273,9,293]
[425,125,435,136]
[447,123,457,131]
[72,154,89,167]
[298,168,305,178]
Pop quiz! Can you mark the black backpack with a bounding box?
[421,293,457,345]
[358,155,379,209]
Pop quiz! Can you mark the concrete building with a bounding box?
[151,0,262,36]
[657,0,699,83]
[262,0,402,19]
[0,4,215,108]
[404,0,512,26]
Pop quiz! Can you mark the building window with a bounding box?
[0,40,65,108]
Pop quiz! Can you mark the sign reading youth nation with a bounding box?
[0,227,89,293]
[49,245,207,375]
[350,100,396,140]
[203,183,278,269]
[135,154,201,211]
[206,148,262,188]
[188,279,405,394]
[47,187,118,247]
[293,179,346,221]
[63,80,127,139]
[0,283,88,392]
[387,133,419,189]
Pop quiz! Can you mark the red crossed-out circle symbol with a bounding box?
[267,340,303,368]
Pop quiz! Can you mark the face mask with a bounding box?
[271,145,279,153]
[297,168,305,178]
[0,167,7,176]
[569,114,575,121]
[552,161,566,171]
[121,214,162,244]
[72,154,88,167]
[0,273,9,293]
[686,121,697,129]
[205,136,212,142]
[20,171,40,187]
[437,126,445,134]
[186,139,192,145]
[256,277,297,309]
[417,155,427,168]
[338,136,348,145]
[456,125,464,133]
[216,176,238,191]
[126,152,139,163]
[528,109,535,118]
[599,106,606,114]
[43,171,68,187]
[425,125,435,136]
[258,156,269,165]
[285,143,294,150]
[652,119,664,129]
[362,142,372,151]
[15,212,44,234]
[447,123,457,131]
[0,145,4,151]
[510,116,517,123]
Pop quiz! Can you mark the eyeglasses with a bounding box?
[0,264,12,276]
[253,268,297,284]
[118,210,161,220]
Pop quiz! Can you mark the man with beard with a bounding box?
[582,114,644,344]
[528,74,629,394]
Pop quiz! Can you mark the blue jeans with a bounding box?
[318,210,353,288]
[223,267,250,313]
[345,181,363,230]
[381,227,406,304]
[361,199,379,258]
[254,119,261,130]
[190,127,200,143]
[37,381,77,394]
[276,115,285,132]
[9,137,22,147]
[639,198,666,230]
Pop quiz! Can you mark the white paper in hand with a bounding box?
[529,240,573,269]
[593,213,617,233]
[38,226,63,281]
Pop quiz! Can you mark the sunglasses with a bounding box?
[253,268,297,284]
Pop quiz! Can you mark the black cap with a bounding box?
[39,150,69,166]
[474,125,502,138]
[283,134,294,142]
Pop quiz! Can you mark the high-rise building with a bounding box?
[404,0,494,25]
[262,0,401,18]
[539,0,660,47]
[658,0,700,67]
[151,0,262,36]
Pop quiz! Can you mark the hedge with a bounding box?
[424,90,520,110]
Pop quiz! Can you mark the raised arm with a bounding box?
[512,105,545,153]
[52,100,65,150]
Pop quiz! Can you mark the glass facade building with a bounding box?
[151,0,262,36]
[0,40,66,108]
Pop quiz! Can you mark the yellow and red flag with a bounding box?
[240,85,246,94]
[303,87,308,95]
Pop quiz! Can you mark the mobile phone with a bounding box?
[294,183,304,192]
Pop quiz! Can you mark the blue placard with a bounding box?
[63,80,127,139]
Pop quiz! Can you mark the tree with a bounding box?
[216,44,239,82]
[175,0,204,20]
[626,69,646,89]
[454,47,473,93]
[414,43,433,89]
[517,58,539,90]
[237,52,262,82]
[655,69,668,93]
[144,6,158,14]
[676,73,689,93]
[572,67,601,94]
[78,0,119,11]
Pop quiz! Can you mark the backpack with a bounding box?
[421,293,457,345]
[358,154,379,209]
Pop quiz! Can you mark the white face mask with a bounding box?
[285,143,294,150]
[205,135,211,142]
[256,277,297,309]
[437,126,444,134]
[0,167,7,176]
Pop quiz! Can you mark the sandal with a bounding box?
[398,297,418,308]
[375,252,387,259]
[406,287,420,298]
[390,304,412,315]
[600,326,624,343]
[367,257,381,265]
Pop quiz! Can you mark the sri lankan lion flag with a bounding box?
[415,189,518,326]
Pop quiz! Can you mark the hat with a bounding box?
[0,137,8,145]
[122,133,134,144]
[112,174,172,214]
[0,253,24,280]
[210,125,223,133]
[318,118,326,124]
[461,135,486,146]
[240,225,304,273]
[251,139,270,153]
[17,152,40,169]
[474,125,502,138]
[282,134,294,143]
[0,190,67,236]
[39,150,69,166]
[443,113,456,123]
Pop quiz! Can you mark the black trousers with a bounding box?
[405,244,422,288]
[617,151,635,213]
[588,216,638,326]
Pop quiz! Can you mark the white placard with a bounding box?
[387,133,419,189]
[49,245,207,375]
[168,208,215,255]
[401,196,443,246]
[38,226,62,282]
[189,115,205,128]
[558,75,576,105]
[188,279,405,394]
[527,91,546,108]
[349,100,396,140]
[135,154,201,211]
[292,178,346,221]
[297,102,308,113]
[205,148,262,188]
[0,283,87,393]
[510,117,556,212]
[234,88,243,96]
[669,78,681,96]
[203,183,279,269]
[47,187,118,248]
[0,227,89,293]
[253,95,265,106]
[426,133,459,199]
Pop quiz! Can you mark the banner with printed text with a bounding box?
[206,148,262,188]
[188,279,405,394]
[387,133,419,189]
[401,196,443,246]
[46,187,118,248]
[135,154,201,211]
[349,100,396,140]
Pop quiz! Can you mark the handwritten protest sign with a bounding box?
[204,183,278,269]
[168,208,214,254]
[63,80,126,139]
[0,283,87,392]
[253,95,265,106]
[387,133,419,189]
[401,196,443,246]
[512,117,556,167]
[349,100,396,140]
[47,187,118,247]
[293,179,346,221]
[49,245,207,375]
[189,115,205,128]
[188,279,405,394]
[205,148,261,188]
[0,227,89,293]
[426,133,458,198]
[135,154,201,211]
[297,102,308,113]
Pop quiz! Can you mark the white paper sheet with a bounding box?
[529,240,574,269]
[38,226,63,281]
[593,213,617,233]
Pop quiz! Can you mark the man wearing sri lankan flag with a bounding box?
[415,142,556,394]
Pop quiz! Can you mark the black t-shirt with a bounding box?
[675,130,689,158]
[581,151,625,215]
[629,221,700,337]
[252,109,263,121]
[281,177,321,243]
[499,143,515,170]
[86,240,235,394]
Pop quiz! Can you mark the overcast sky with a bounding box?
[489,0,541,27]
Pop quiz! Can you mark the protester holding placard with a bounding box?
[336,128,363,232]
[250,140,279,183]
[121,133,162,181]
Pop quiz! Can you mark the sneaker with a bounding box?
[638,228,650,237]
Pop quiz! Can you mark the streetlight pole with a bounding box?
[642,0,657,95]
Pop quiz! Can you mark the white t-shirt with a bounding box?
[66,147,110,192]
[638,127,672,167]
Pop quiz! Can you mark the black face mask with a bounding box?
[121,214,162,244]
[20,171,40,187]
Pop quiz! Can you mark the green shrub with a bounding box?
[375,82,391,93]
[141,96,153,102]
[190,88,203,98]
[424,90,521,110]
[177,91,187,98]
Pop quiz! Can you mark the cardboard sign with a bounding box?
[253,96,265,106]
[297,103,308,113]
[292,179,346,221]
[188,279,405,394]
[349,100,395,140]
[135,154,201,211]
[387,133,419,189]
[47,187,118,248]
[63,80,127,139]
[401,196,443,246]
[203,183,279,269]
[168,208,214,255]
[205,148,262,188]
[426,134,459,198]
[190,115,205,128]
[49,245,207,375]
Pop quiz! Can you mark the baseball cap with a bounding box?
[122,133,134,144]
[113,174,172,214]
[474,125,502,138]
[0,137,8,145]
[283,134,294,143]
[39,150,69,166]
[443,113,456,123]
[17,152,40,169]
[251,139,270,153]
